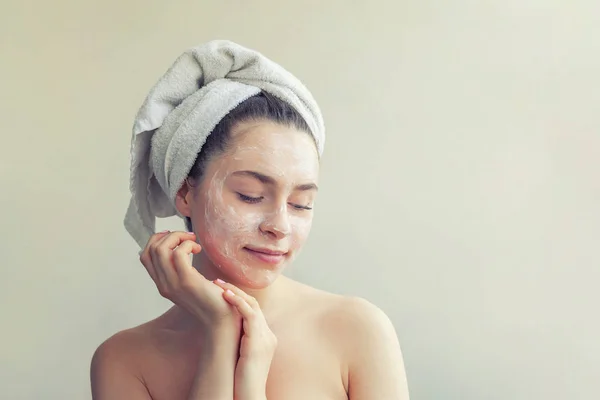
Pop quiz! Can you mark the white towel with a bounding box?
[124,40,325,250]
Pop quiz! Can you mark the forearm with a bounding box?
[186,329,240,400]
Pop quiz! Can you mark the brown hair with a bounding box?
[184,91,313,231]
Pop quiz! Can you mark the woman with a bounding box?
[91,41,409,400]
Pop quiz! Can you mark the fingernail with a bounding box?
[226,289,234,296]
[216,278,226,284]
[159,230,170,233]
[187,231,195,235]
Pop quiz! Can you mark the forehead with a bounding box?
[221,120,320,179]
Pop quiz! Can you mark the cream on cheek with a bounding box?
[284,213,312,266]
[203,169,261,268]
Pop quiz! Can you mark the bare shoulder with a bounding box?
[333,297,409,399]
[322,294,398,346]
[91,324,150,371]
[90,321,161,399]
[290,283,410,399]
[287,281,397,345]
[340,296,397,336]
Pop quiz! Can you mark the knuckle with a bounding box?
[247,296,258,307]
[157,286,170,298]
[148,243,159,255]
[175,240,195,254]
[155,243,169,255]
[172,245,187,255]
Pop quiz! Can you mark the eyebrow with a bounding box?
[232,170,318,191]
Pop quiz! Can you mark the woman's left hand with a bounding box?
[213,279,277,400]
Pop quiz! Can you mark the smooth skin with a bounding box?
[91,121,410,400]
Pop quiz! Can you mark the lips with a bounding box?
[245,246,287,255]
[243,246,288,265]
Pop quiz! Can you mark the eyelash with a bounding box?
[237,193,313,210]
[237,193,263,204]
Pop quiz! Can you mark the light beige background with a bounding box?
[1,1,598,399]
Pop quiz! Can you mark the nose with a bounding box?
[259,205,291,240]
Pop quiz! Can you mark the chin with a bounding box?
[236,272,279,289]
[211,251,288,289]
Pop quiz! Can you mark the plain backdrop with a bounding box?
[1,1,599,399]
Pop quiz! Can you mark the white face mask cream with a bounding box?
[188,120,319,288]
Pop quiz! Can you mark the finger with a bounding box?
[139,230,171,284]
[223,290,257,325]
[154,230,197,253]
[172,239,203,279]
[148,232,176,289]
[213,279,259,310]
[152,231,197,288]
[140,230,171,264]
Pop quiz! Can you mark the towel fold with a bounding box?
[124,40,325,250]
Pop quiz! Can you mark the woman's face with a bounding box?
[183,120,320,288]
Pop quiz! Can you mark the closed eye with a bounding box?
[238,193,312,210]
[290,203,313,211]
[237,193,263,204]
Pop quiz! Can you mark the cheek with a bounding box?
[289,215,313,247]
[199,204,260,271]
[203,187,262,248]
[206,205,256,238]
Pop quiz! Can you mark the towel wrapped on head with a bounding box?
[124,40,326,250]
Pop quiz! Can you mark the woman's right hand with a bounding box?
[139,230,241,333]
